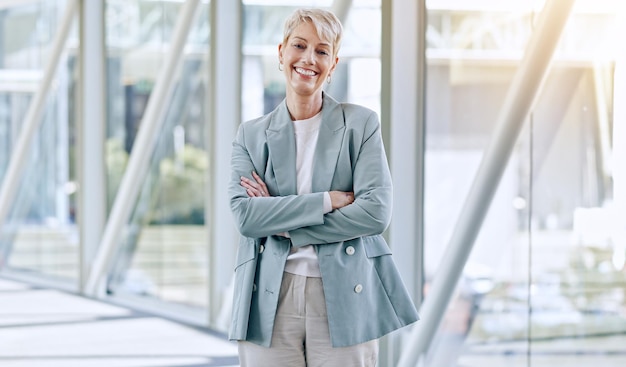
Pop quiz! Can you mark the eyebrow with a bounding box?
[292,36,331,47]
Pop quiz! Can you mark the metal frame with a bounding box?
[397,0,576,365]
[331,0,353,21]
[379,1,426,365]
[207,0,242,330]
[385,0,426,308]
[77,0,106,291]
[614,11,626,218]
[85,0,201,296]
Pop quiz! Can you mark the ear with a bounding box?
[278,43,284,63]
[331,56,339,73]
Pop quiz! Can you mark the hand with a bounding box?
[241,171,270,198]
[329,191,354,209]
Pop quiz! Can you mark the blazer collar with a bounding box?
[266,93,345,196]
[313,93,345,192]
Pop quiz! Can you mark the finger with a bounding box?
[243,181,268,198]
[259,184,269,196]
[242,175,261,187]
[241,177,261,191]
[252,172,269,194]
[251,172,270,196]
[240,180,255,191]
[251,172,264,186]
[247,186,262,196]
[259,180,269,195]
[241,177,255,189]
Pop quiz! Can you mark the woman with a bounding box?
[229,8,419,366]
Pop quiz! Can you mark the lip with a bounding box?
[294,66,318,78]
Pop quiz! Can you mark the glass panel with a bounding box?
[242,0,382,121]
[424,3,535,364]
[528,7,626,366]
[0,0,79,283]
[104,0,210,310]
[424,0,625,366]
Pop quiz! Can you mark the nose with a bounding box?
[303,49,315,64]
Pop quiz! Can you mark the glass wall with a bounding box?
[103,0,211,311]
[0,0,78,282]
[423,1,626,366]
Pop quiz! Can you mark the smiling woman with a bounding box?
[278,12,339,119]
[229,7,419,367]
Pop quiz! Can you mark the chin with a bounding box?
[288,84,321,97]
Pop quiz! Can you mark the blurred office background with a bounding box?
[0,0,624,366]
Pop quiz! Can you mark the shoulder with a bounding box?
[324,93,378,127]
[339,103,380,136]
[236,108,279,144]
[240,110,273,132]
[340,102,377,120]
[239,98,292,134]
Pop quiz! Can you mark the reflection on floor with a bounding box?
[0,277,239,367]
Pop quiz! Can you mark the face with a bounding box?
[278,21,338,99]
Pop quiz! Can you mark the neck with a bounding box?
[286,92,323,120]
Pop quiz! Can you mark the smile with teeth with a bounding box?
[295,67,317,77]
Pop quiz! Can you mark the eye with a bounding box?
[317,49,329,56]
[293,43,305,49]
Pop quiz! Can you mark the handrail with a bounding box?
[397,0,576,365]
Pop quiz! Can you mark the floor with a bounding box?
[0,277,239,367]
[2,274,626,367]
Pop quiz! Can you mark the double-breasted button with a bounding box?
[259,245,265,254]
[345,246,355,255]
[354,284,363,293]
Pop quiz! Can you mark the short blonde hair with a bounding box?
[282,8,343,58]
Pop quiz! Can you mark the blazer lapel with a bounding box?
[312,94,345,192]
[267,101,297,196]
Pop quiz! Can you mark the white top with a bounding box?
[283,111,332,277]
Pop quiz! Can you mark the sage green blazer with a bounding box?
[228,93,419,348]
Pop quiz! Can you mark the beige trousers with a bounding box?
[238,272,378,367]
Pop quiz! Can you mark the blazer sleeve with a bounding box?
[229,123,326,238]
[288,112,393,246]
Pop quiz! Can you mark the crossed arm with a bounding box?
[241,172,354,210]
[229,114,392,245]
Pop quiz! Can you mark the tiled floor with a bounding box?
[0,278,239,367]
[3,275,625,367]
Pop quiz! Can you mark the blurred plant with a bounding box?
[105,138,207,224]
[151,144,208,224]
[106,138,129,211]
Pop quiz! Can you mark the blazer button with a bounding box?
[354,284,363,293]
[345,246,355,255]
[259,245,265,254]
[253,283,257,292]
